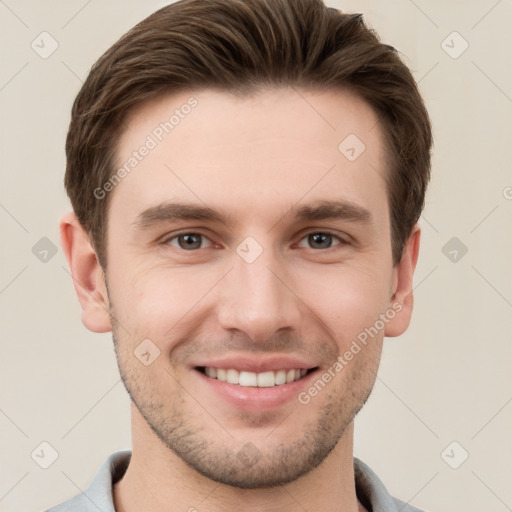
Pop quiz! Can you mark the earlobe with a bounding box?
[384,225,421,338]
[60,212,112,333]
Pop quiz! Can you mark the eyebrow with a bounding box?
[293,200,371,224]
[131,199,372,231]
[132,202,234,230]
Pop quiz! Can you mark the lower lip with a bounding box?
[195,369,318,411]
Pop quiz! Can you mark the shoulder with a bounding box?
[354,457,428,512]
[44,492,89,512]
[44,450,131,512]
[391,496,427,512]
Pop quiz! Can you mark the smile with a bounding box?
[197,367,317,387]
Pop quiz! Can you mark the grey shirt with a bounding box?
[46,450,424,512]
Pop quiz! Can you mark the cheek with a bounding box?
[293,262,392,342]
[109,263,220,342]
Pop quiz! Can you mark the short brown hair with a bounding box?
[65,0,432,267]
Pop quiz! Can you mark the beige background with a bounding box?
[1,1,511,511]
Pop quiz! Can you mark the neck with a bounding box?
[114,405,364,512]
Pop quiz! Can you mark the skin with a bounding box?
[61,88,420,512]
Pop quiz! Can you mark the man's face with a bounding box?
[104,88,403,487]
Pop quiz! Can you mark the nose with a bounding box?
[216,246,303,344]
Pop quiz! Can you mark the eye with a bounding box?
[166,232,213,251]
[297,232,344,250]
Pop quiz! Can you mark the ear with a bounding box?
[60,211,112,333]
[384,224,421,337]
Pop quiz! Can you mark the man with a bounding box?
[50,0,432,510]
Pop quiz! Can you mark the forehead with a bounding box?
[112,87,388,225]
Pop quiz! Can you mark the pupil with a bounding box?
[310,233,331,249]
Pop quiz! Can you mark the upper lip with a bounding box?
[194,355,319,373]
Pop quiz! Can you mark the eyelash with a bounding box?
[163,230,349,251]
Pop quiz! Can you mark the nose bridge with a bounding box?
[217,243,302,342]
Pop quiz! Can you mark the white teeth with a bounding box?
[239,371,257,386]
[202,367,311,387]
[257,371,275,387]
[275,369,287,385]
[226,369,239,384]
